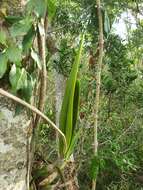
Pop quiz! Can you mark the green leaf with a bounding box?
[10,17,33,37]
[72,80,80,134]
[22,25,35,53]
[9,65,27,92]
[0,53,8,79]
[65,37,84,146]
[9,64,20,92]
[17,68,27,90]
[89,156,100,180]
[59,35,84,157]
[6,46,22,63]
[104,11,110,34]
[65,129,81,160]
[5,16,23,25]
[0,29,7,45]
[47,0,57,21]
[21,75,34,102]
[26,0,47,18]
[31,49,42,70]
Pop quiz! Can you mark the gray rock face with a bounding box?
[0,96,31,190]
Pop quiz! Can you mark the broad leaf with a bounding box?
[5,16,23,25]
[22,75,34,102]
[22,25,36,53]
[0,53,8,79]
[6,46,22,63]
[26,0,47,18]
[10,17,33,37]
[9,64,27,92]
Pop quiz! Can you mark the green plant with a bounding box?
[59,35,84,159]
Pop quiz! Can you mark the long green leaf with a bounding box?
[104,11,110,34]
[72,80,80,135]
[59,35,84,157]
[65,129,81,160]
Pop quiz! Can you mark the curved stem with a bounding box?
[0,88,67,151]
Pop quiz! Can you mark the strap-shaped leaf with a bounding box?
[64,80,80,159]
[65,128,81,160]
[59,35,84,157]
[72,80,80,135]
[104,11,110,34]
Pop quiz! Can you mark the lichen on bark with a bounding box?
[0,96,31,190]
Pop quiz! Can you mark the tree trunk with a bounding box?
[0,2,32,190]
[0,95,32,190]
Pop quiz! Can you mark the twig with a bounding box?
[34,17,47,128]
[0,88,67,150]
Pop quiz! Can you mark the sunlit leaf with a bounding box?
[9,64,27,92]
[17,68,27,90]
